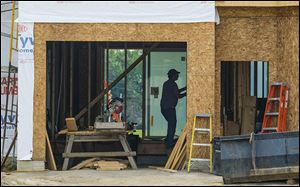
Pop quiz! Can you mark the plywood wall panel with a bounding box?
[277,15,299,131]
[216,7,298,138]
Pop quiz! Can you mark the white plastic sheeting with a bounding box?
[17,23,34,160]
[18,1,217,23]
[15,1,219,161]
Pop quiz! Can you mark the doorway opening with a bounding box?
[221,61,269,136]
[46,42,187,168]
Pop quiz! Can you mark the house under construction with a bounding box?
[1,1,299,178]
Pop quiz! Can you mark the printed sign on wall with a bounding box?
[17,22,34,160]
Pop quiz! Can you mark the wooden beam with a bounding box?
[62,42,67,127]
[63,152,136,158]
[216,1,299,7]
[75,43,159,120]
[45,130,57,171]
[51,43,56,140]
[149,166,178,173]
[70,43,74,116]
[165,127,187,169]
[70,158,98,170]
[88,42,92,126]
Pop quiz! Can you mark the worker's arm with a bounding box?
[179,86,187,93]
[179,92,186,99]
[178,86,186,99]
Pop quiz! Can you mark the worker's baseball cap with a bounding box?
[167,69,180,76]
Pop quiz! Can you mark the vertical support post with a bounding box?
[262,62,265,98]
[124,43,128,122]
[70,43,74,117]
[146,49,151,137]
[56,43,64,134]
[88,42,92,126]
[254,61,258,97]
[51,43,56,140]
[106,43,109,111]
[100,45,105,115]
[62,42,67,125]
[96,43,101,116]
[97,44,105,116]
[233,63,237,122]
[209,115,213,174]
[142,47,146,138]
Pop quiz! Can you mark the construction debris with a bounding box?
[95,161,127,171]
[70,158,129,171]
[164,127,187,171]
[148,166,178,173]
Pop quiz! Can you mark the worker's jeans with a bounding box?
[161,108,177,150]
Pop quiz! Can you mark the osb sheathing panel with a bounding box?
[215,7,299,137]
[277,15,299,131]
[217,7,298,18]
[33,23,216,161]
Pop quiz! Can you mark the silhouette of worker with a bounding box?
[160,69,186,155]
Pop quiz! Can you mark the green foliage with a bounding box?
[108,49,143,128]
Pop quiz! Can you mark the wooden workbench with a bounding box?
[62,130,137,170]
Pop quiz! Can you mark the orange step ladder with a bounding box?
[261,83,289,133]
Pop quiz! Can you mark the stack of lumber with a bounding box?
[70,158,129,171]
[94,161,127,171]
[164,127,188,171]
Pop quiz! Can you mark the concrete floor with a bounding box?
[1,169,296,186]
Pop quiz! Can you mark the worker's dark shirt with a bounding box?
[160,80,179,110]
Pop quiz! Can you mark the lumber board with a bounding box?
[241,96,256,135]
[95,161,125,166]
[65,118,78,132]
[171,143,187,170]
[181,160,187,171]
[70,158,98,170]
[98,158,129,165]
[58,129,68,135]
[63,152,136,158]
[149,166,178,173]
[179,156,187,171]
[45,130,57,171]
[96,167,122,171]
[66,130,126,136]
[173,144,187,170]
[165,128,186,168]
[165,127,187,169]
[157,167,178,173]
[95,161,127,170]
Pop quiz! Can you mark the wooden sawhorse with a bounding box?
[62,130,137,170]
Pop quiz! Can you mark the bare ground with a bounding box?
[1,169,296,186]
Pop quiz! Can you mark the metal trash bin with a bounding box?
[213,131,299,183]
